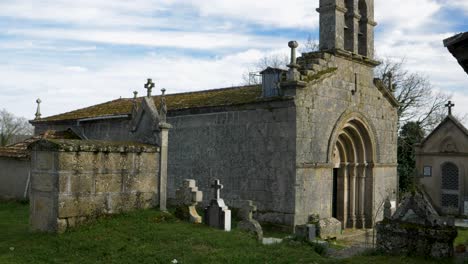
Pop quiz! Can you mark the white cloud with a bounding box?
[6,28,288,51]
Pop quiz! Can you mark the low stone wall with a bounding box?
[376,220,457,258]
[29,139,160,233]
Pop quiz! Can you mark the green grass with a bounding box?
[455,228,468,246]
[0,202,460,264]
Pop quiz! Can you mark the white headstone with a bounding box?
[175,179,203,223]
[464,200,468,216]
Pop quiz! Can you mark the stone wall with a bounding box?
[0,157,30,200]
[29,139,160,233]
[167,100,297,225]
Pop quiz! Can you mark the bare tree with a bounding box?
[300,34,319,54]
[375,58,452,132]
[0,109,33,146]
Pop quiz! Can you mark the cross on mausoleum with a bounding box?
[145,78,155,97]
[211,179,223,200]
[445,100,455,115]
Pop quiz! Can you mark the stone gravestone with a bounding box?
[376,189,458,258]
[237,200,263,241]
[204,179,231,231]
[175,179,203,223]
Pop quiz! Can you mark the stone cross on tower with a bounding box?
[445,101,455,115]
[35,98,42,120]
[212,179,223,200]
[144,79,155,97]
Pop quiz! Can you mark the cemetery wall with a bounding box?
[167,100,298,226]
[29,139,159,233]
[0,157,30,200]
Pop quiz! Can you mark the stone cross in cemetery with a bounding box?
[145,78,155,97]
[204,179,231,231]
[175,179,203,223]
[445,100,455,115]
[237,200,263,241]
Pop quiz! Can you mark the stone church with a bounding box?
[31,0,398,228]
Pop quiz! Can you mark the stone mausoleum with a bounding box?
[31,0,398,228]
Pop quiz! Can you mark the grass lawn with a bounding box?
[455,228,468,246]
[0,202,459,264]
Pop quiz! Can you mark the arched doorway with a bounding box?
[331,118,374,229]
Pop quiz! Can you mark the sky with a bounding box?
[0,0,467,120]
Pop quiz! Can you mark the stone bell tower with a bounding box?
[317,0,377,59]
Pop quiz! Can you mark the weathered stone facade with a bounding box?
[29,139,160,233]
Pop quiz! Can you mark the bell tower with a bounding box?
[317,0,377,59]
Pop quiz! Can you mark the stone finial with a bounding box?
[35,98,42,120]
[144,78,155,97]
[445,100,455,116]
[287,41,300,81]
[288,41,299,66]
[160,88,167,123]
[175,179,203,224]
[237,200,263,241]
[384,197,392,219]
[133,91,138,99]
[211,179,223,200]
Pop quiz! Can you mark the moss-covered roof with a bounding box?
[0,130,80,159]
[34,85,278,123]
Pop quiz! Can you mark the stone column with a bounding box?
[365,163,374,227]
[337,162,349,228]
[357,163,367,228]
[347,163,357,228]
[158,122,172,211]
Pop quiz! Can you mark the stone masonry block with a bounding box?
[31,172,58,193]
[35,151,56,171]
[95,174,122,193]
[69,174,94,194]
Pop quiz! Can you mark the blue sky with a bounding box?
[0,0,467,119]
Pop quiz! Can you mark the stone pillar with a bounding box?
[317,0,347,51]
[365,163,374,228]
[357,163,367,228]
[337,162,349,228]
[347,163,357,228]
[158,122,172,211]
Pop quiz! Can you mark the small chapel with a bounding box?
[415,104,468,217]
[30,0,398,229]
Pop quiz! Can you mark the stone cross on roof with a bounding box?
[35,98,42,120]
[211,179,223,200]
[445,100,455,115]
[144,79,155,97]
